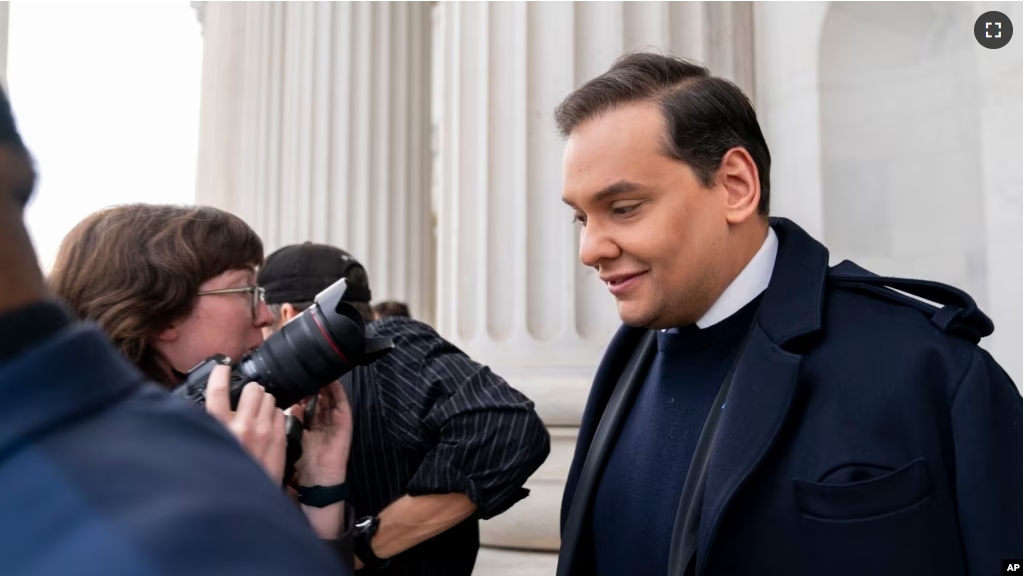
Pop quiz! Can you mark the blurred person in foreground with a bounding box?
[556,52,1022,576]
[0,91,350,574]
[48,203,355,552]
[258,242,551,575]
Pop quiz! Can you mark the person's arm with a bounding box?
[950,349,1023,573]
[293,381,353,540]
[364,493,477,563]
[302,502,347,540]
[361,319,551,563]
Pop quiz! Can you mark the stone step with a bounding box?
[473,546,558,576]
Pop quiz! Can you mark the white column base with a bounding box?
[474,547,558,576]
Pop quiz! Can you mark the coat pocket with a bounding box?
[793,458,950,576]
[794,457,930,521]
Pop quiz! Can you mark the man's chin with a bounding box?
[617,302,690,330]
[616,302,658,329]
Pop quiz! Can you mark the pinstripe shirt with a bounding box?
[341,316,551,576]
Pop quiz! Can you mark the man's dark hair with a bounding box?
[373,301,411,319]
[554,51,771,215]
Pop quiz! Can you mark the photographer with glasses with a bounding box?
[49,204,354,548]
[0,89,349,574]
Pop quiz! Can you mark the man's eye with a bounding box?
[612,203,640,216]
[571,214,587,226]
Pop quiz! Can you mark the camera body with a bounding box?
[172,277,394,410]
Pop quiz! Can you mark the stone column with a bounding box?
[752,1,830,242]
[433,1,755,566]
[195,2,435,323]
[195,1,245,212]
[0,1,9,90]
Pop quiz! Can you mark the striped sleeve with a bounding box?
[368,318,551,519]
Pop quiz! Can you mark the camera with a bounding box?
[172,277,394,410]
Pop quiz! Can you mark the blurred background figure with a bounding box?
[373,300,411,320]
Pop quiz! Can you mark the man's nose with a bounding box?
[578,221,620,269]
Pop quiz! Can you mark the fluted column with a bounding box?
[195,2,244,211]
[434,1,755,560]
[753,2,830,241]
[0,2,9,90]
[195,2,435,323]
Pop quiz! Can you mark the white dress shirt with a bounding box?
[694,227,778,329]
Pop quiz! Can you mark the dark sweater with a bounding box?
[591,296,761,576]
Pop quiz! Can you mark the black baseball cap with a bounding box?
[258,242,372,304]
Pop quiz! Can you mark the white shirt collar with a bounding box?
[694,227,778,329]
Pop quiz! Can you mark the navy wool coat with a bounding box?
[558,218,1022,576]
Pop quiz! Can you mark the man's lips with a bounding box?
[601,271,648,296]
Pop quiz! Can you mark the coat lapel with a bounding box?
[557,330,657,576]
[693,327,803,573]
[692,218,830,575]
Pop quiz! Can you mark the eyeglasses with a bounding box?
[196,285,266,321]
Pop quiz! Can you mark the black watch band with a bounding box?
[296,482,348,508]
[354,515,390,570]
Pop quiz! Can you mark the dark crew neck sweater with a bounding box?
[591,295,761,576]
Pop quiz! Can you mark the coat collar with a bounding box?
[758,217,830,349]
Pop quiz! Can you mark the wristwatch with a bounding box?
[353,515,390,569]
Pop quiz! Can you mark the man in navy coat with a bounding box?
[555,52,1021,576]
[0,91,350,573]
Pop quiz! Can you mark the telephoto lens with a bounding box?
[172,277,393,409]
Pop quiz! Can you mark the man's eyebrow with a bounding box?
[562,180,645,208]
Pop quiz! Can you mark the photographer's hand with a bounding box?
[205,364,287,485]
[291,381,353,539]
[293,380,352,485]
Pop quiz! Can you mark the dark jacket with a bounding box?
[558,218,1022,576]
[0,315,349,576]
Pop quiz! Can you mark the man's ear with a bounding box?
[280,303,302,324]
[717,147,761,225]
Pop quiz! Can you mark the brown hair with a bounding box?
[48,204,264,387]
[554,51,771,215]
